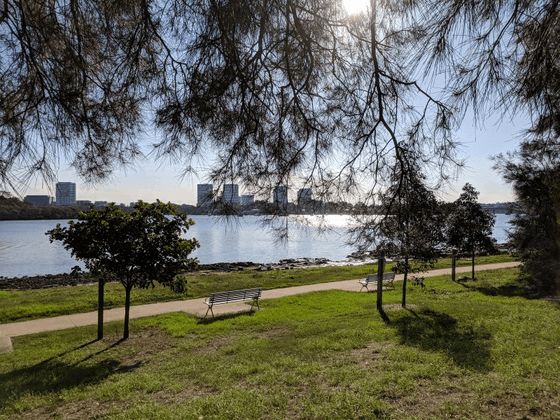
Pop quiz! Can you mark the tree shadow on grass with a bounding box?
[196,310,257,325]
[0,338,142,408]
[454,278,526,298]
[388,308,492,372]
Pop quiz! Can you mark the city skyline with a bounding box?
[19,110,525,205]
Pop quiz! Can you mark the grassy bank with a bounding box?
[1,267,559,419]
[0,254,517,324]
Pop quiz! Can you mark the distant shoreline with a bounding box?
[0,256,383,290]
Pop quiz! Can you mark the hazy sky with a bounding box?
[21,108,525,206]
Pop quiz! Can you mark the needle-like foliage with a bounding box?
[446,183,498,280]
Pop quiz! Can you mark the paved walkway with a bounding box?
[0,262,520,353]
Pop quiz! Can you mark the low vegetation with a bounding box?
[1,267,558,419]
[0,196,81,220]
[0,254,516,324]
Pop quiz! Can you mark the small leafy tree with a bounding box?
[446,183,498,280]
[350,166,445,307]
[48,200,199,339]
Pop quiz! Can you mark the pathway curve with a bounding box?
[0,262,521,352]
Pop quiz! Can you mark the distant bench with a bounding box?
[359,272,396,292]
[204,287,262,318]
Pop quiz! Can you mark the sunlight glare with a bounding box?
[342,0,371,16]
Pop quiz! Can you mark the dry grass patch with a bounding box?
[390,385,557,419]
[191,335,234,355]
[17,399,110,420]
[383,303,419,311]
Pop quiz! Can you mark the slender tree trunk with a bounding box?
[451,254,456,282]
[376,257,385,311]
[402,257,408,308]
[124,284,132,339]
[97,277,105,340]
[472,245,475,280]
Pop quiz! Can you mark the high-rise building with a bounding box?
[297,188,312,204]
[240,194,254,206]
[273,185,288,204]
[223,184,240,205]
[24,195,53,206]
[197,184,214,206]
[55,182,76,206]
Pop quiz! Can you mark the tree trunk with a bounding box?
[123,284,132,339]
[376,257,385,311]
[451,254,456,282]
[97,277,105,340]
[472,245,475,280]
[402,257,408,308]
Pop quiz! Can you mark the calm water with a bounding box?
[0,214,513,278]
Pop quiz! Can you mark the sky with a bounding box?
[20,0,526,206]
[20,110,525,206]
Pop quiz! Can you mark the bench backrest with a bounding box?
[208,288,262,305]
[366,272,395,283]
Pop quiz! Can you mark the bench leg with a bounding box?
[251,298,260,311]
[204,305,214,319]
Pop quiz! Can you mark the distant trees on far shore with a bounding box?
[0,196,81,220]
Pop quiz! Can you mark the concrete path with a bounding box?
[0,262,520,353]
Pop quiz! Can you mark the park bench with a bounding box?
[359,272,396,292]
[204,287,262,318]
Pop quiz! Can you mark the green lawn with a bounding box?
[0,254,516,324]
[1,266,559,419]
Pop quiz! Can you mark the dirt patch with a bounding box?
[336,342,395,371]
[258,328,291,339]
[16,399,110,420]
[383,304,418,311]
[386,381,559,419]
[192,335,234,355]
[99,327,173,368]
[152,383,221,405]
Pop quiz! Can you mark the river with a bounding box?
[0,214,513,278]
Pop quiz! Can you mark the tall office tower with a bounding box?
[297,188,312,204]
[222,184,240,205]
[197,184,214,206]
[273,185,288,204]
[55,182,77,206]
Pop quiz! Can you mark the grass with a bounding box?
[0,254,517,324]
[0,266,558,419]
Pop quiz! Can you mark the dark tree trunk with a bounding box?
[97,278,105,340]
[376,257,385,311]
[402,257,408,307]
[123,284,132,339]
[451,254,456,282]
[472,245,475,280]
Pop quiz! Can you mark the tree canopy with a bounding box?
[48,200,199,339]
[2,0,557,205]
[494,139,560,295]
[349,162,445,306]
[446,183,497,280]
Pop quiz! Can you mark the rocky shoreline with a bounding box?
[0,255,378,291]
